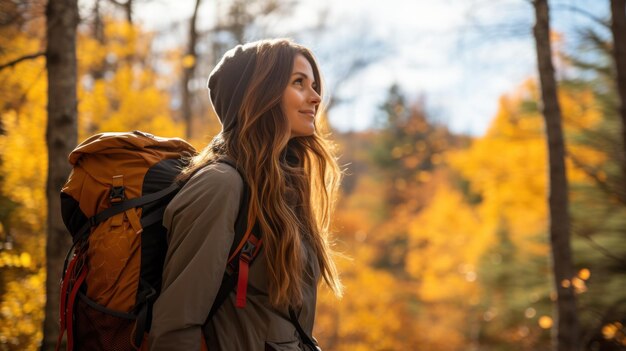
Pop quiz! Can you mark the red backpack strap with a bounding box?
[56,257,76,351]
[235,234,263,308]
[56,244,87,351]
[65,264,87,351]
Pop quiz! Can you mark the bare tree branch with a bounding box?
[552,3,611,29]
[0,51,45,71]
[181,0,202,139]
[581,234,626,267]
[567,152,626,207]
[107,0,132,23]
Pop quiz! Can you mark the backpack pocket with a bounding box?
[73,292,141,351]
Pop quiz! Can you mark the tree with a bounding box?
[442,83,553,349]
[558,19,626,348]
[109,0,133,24]
[182,0,202,139]
[610,0,626,182]
[531,0,579,350]
[41,0,79,349]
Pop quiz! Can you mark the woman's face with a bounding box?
[281,54,321,138]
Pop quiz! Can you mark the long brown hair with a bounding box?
[180,38,343,307]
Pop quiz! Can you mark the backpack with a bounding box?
[56,131,262,351]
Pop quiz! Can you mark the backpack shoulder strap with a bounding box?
[207,158,263,319]
[289,307,320,350]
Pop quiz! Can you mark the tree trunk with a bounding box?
[124,0,132,24]
[41,0,79,349]
[182,0,202,139]
[531,1,579,350]
[92,0,105,80]
[610,0,626,195]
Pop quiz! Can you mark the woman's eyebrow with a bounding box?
[292,72,316,84]
[292,72,311,79]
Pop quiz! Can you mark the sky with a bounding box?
[131,0,610,136]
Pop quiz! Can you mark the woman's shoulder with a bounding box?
[164,161,244,223]
[170,161,244,208]
[186,160,243,191]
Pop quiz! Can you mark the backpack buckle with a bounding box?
[109,186,125,205]
[240,240,256,263]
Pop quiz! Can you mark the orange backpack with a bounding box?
[57,131,262,351]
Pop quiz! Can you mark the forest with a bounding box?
[0,0,625,350]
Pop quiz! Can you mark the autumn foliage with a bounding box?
[0,7,625,351]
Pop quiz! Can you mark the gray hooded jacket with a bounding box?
[149,162,320,351]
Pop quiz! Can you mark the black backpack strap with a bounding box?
[289,307,320,350]
[132,279,158,348]
[72,181,182,243]
[207,158,260,319]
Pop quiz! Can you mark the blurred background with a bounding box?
[0,0,625,350]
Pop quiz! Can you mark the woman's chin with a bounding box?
[290,127,315,138]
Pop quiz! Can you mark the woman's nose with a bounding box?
[309,89,321,105]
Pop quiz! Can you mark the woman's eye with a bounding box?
[293,78,303,85]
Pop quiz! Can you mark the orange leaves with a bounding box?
[405,183,483,302]
[76,20,185,139]
[448,82,551,256]
[315,248,422,351]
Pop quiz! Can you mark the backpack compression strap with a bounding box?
[71,181,182,243]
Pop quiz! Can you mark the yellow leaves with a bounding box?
[449,82,551,256]
[0,252,32,268]
[0,26,48,350]
[335,175,386,237]
[402,155,420,168]
[77,34,108,74]
[391,146,403,159]
[77,28,186,138]
[538,315,553,329]
[315,256,419,351]
[104,20,142,61]
[571,277,587,293]
[95,77,184,137]
[431,153,443,165]
[602,322,626,343]
[566,144,607,183]
[561,274,588,294]
[416,170,431,182]
[79,80,110,133]
[560,88,603,131]
[405,183,484,302]
[578,268,591,280]
[182,54,196,69]
[0,109,48,232]
[0,268,45,350]
[0,29,49,233]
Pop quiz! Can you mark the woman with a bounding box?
[149,39,343,351]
